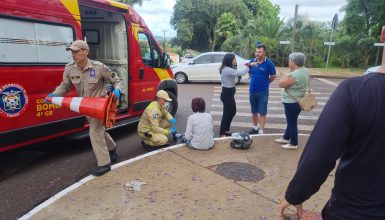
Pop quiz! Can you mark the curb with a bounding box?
[309,74,361,79]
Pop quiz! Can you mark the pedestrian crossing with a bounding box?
[210,81,335,134]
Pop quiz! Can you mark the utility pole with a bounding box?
[161,29,167,51]
[291,4,298,53]
[325,14,338,68]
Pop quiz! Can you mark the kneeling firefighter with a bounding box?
[138,90,177,147]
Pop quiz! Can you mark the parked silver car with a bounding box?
[171,52,249,84]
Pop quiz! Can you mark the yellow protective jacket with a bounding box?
[138,101,173,135]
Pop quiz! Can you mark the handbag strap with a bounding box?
[284,72,311,102]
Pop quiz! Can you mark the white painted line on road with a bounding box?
[210,104,323,112]
[213,121,314,131]
[212,93,330,100]
[211,98,326,105]
[210,111,319,120]
[215,86,282,91]
[214,89,332,95]
[316,78,339,87]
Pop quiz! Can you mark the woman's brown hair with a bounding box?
[191,97,206,113]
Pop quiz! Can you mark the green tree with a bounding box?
[213,13,241,51]
[339,0,385,68]
[344,0,385,37]
[170,22,193,50]
[256,0,279,20]
[236,16,284,59]
[242,0,258,16]
[334,35,356,68]
[171,0,250,51]
[221,35,244,53]
[295,19,324,67]
[256,17,284,39]
[242,0,279,19]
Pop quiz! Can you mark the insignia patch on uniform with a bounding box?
[104,65,112,72]
[90,70,96,77]
[108,71,116,78]
[104,65,115,78]
[152,113,159,119]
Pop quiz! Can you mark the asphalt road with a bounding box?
[0,77,344,219]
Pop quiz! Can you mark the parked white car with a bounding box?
[181,54,195,63]
[171,52,249,84]
[365,65,382,74]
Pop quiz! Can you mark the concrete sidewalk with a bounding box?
[22,135,333,220]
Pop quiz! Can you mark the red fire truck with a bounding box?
[0,0,178,153]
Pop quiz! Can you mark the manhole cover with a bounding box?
[215,162,265,182]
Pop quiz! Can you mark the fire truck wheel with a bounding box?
[164,91,178,116]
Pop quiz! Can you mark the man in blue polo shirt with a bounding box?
[248,43,276,134]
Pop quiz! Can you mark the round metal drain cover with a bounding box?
[215,162,265,182]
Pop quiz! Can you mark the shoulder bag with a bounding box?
[285,74,317,112]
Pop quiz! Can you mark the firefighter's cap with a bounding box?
[66,40,89,51]
[156,90,172,101]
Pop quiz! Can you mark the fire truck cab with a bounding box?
[0,0,178,152]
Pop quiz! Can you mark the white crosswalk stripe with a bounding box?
[211,83,332,134]
[213,93,331,100]
[210,104,323,112]
[210,111,319,120]
[211,98,327,105]
[213,121,314,131]
[213,89,332,95]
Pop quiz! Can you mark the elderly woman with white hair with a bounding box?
[275,52,309,149]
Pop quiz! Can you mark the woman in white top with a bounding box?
[182,97,214,150]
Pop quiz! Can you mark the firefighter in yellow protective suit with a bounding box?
[138,90,176,147]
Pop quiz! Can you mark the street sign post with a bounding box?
[374,42,385,65]
[324,42,336,46]
[325,14,338,68]
[279,41,291,67]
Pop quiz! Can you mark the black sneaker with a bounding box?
[224,131,232,137]
[141,140,153,152]
[173,133,184,143]
[158,143,171,148]
[141,140,170,151]
[248,128,259,135]
[109,149,118,164]
[92,164,111,176]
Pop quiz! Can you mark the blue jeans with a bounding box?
[249,90,269,115]
[283,102,301,145]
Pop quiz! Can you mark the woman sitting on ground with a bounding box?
[180,97,214,150]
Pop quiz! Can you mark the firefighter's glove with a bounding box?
[44,93,55,104]
[170,127,177,134]
[170,118,176,125]
[113,89,120,99]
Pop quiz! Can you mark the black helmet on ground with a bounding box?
[230,132,252,149]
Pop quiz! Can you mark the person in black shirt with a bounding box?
[278,68,385,219]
